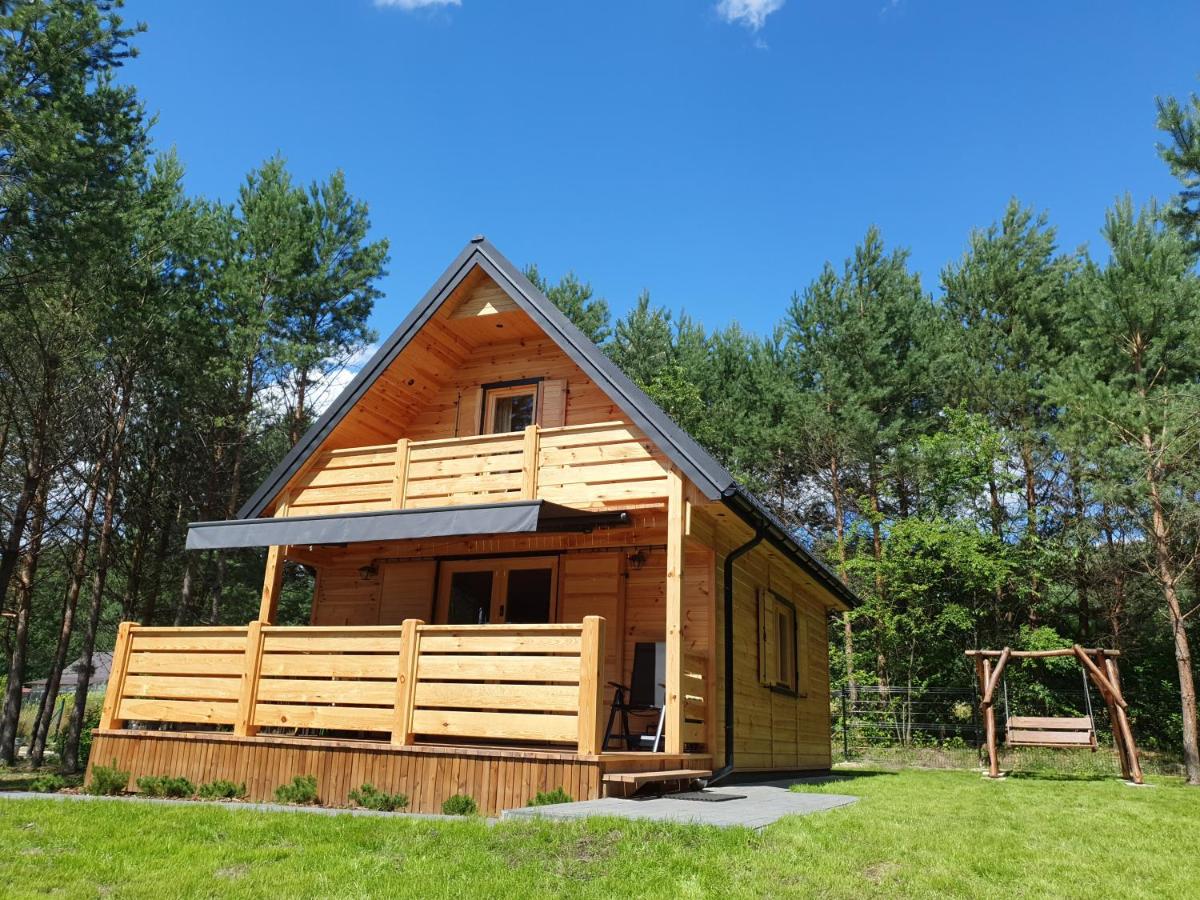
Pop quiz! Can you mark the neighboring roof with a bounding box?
[187,501,629,550]
[26,652,113,690]
[236,236,859,609]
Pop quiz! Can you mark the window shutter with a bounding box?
[795,614,808,695]
[457,387,483,436]
[540,378,567,428]
[758,589,777,686]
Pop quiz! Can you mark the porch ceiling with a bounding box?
[185,500,630,551]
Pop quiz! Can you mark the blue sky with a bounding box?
[120,0,1199,338]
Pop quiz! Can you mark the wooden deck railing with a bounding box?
[99,618,609,754]
[682,652,710,750]
[284,421,672,517]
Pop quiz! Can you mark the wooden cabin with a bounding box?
[89,238,859,814]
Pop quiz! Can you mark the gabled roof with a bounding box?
[237,237,858,609]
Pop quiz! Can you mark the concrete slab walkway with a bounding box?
[501,782,857,830]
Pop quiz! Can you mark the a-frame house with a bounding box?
[90,237,858,814]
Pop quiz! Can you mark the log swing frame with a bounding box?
[965,645,1144,784]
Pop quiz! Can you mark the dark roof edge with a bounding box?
[721,487,860,610]
[237,242,485,519]
[472,238,734,499]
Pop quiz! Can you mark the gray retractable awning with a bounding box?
[185,500,629,551]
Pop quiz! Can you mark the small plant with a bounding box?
[528,787,572,807]
[136,775,196,798]
[441,793,477,816]
[349,782,408,812]
[29,773,66,793]
[274,774,318,805]
[197,779,247,800]
[86,760,129,796]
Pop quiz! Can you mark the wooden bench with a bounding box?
[602,768,712,797]
[1005,716,1097,750]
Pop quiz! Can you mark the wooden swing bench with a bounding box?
[966,645,1143,784]
[1005,715,1098,751]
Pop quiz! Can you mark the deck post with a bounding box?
[234,620,266,737]
[577,616,606,755]
[391,618,423,746]
[97,621,135,731]
[391,437,411,508]
[257,492,291,624]
[665,468,686,754]
[521,424,540,499]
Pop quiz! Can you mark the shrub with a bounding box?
[86,760,129,796]
[29,773,66,793]
[441,793,477,816]
[197,779,247,800]
[49,703,101,769]
[274,774,318,805]
[527,787,572,807]
[136,775,195,798]
[349,783,408,812]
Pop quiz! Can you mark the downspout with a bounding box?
[708,523,765,785]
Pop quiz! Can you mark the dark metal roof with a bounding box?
[236,237,859,608]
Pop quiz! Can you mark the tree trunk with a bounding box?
[0,472,51,764]
[1141,435,1200,784]
[62,384,130,772]
[29,456,104,766]
[1069,464,1090,642]
[0,356,57,764]
[138,502,177,625]
[830,454,856,705]
[1019,440,1041,622]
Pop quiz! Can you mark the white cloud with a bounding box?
[715,0,785,31]
[375,0,460,11]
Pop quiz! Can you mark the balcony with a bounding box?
[280,421,674,518]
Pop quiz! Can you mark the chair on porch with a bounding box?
[603,642,666,752]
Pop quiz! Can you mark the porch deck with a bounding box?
[88,619,712,816]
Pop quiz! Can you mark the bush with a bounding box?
[136,775,195,798]
[441,793,477,816]
[49,703,101,770]
[197,779,247,800]
[274,775,318,805]
[29,773,66,793]
[86,760,129,796]
[349,783,408,812]
[528,787,572,807]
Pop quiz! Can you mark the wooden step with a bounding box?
[602,768,712,790]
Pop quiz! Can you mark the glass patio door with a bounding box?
[440,557,557,625]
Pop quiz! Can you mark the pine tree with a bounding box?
[1060,198,1200,784]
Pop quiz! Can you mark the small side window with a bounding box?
[759,589,799,693]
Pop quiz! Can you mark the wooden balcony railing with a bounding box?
[282,421,672,517]
[98,618,609,754]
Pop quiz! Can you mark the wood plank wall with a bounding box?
[87,731,711,816]
[88,731,601,815]
[691,505,835,773]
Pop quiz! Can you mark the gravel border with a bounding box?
[0,791,496,823]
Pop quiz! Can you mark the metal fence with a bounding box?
[833,685,982,760]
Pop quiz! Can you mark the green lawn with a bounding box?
[0,768,1195,899]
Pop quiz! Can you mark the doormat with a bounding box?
[669,791,747,802]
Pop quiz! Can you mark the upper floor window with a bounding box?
[482,380,539,433]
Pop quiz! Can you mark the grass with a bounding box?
[0,767,1195,898]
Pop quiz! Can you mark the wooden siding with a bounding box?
[313,272,631,454]
[694,503,836,773]
[283,422,670,518]
[88,730,710,816]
